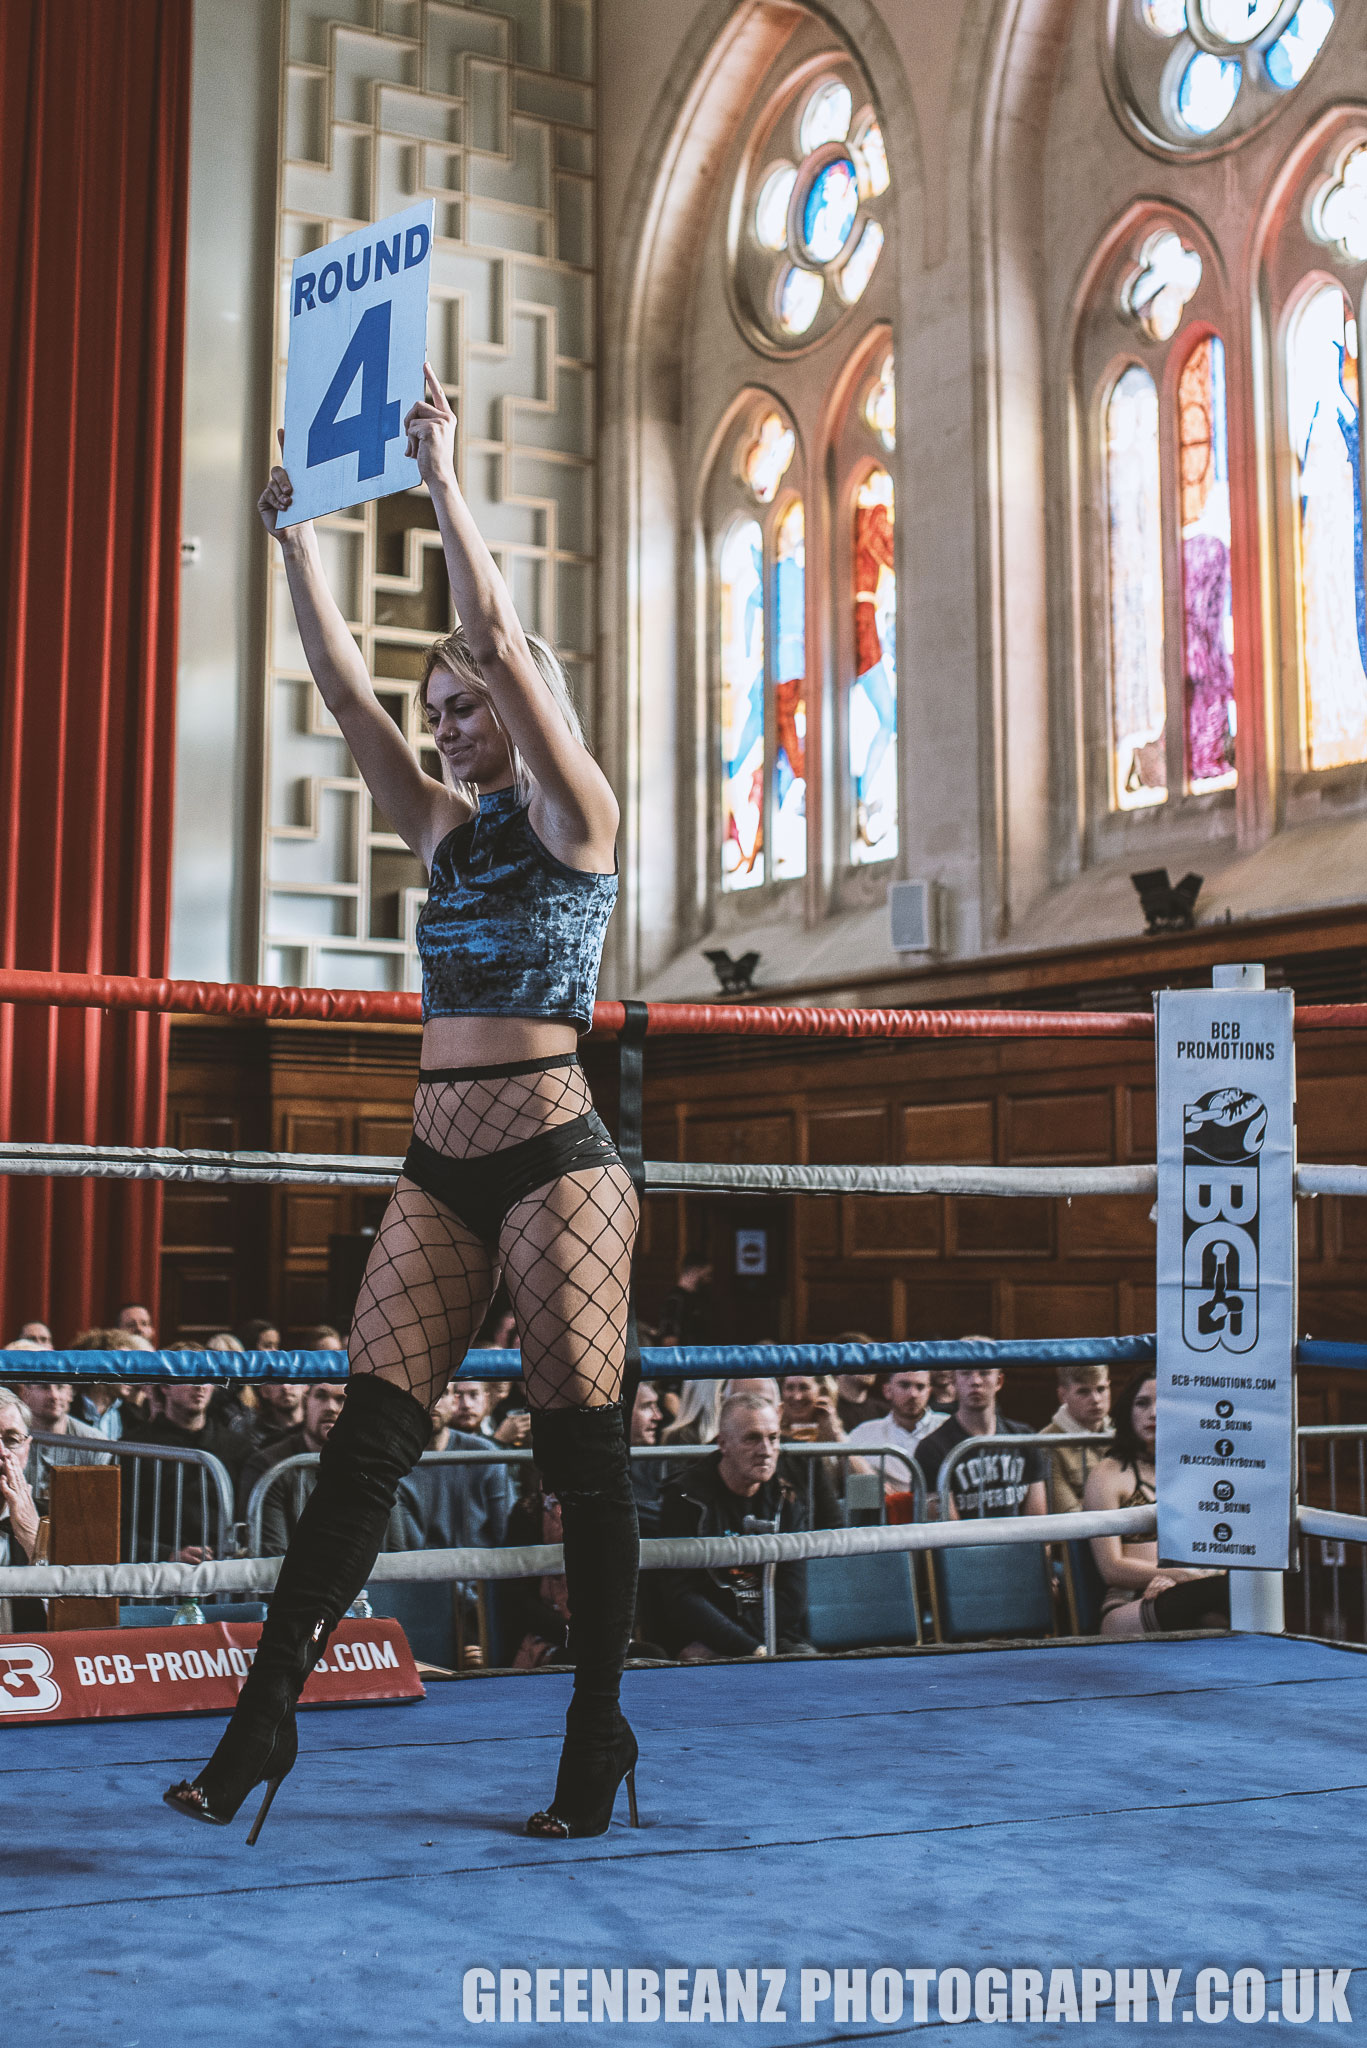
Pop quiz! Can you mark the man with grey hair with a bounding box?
[656,1392,842,1660]
[0,1391,42,1633]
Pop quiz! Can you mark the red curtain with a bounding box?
[0,1,191,1339]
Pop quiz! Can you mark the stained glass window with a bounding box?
[1289,286,1367,771]
[743,412,796,504]
[755,165,796,251]
[1118,0,1334,145]
[1314,144,1367,263]
[851,469,898,862]
[720,520,766,889]
[1106,366,1168,807]
[802,158,859,264]
[1125,230,1202,343]
[774,501,807,880]
[864,352,895,449]
[837,222,884,305]
[852,117,889,199]
[777,265,823,336]
[1266,0,1334,85]
[799,81,852,152]
[1178,336,1236,792]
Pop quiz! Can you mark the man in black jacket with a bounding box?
[656,1391,842,1659]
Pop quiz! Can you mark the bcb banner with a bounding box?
[0,1617,422,1723]
[1155,989,1295,1570]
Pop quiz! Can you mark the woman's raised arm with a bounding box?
[403,368,618,868]
[260,443,466,867]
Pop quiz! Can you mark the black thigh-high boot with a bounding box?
[525,1403,641,1838]
[164,1373,431,1837]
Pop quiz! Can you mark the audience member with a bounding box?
[237,1317,281,1352]
[242,1377,306,1452]
[502,1488,570,1667]
[392,1386,515,1656]
[657,1257,714,1348]
[928,1369,958,1413]
[721,1375,781,1406]
[845,1370,939,1494]
[114,1302,155,1345]
[780,1374,846,1442]
[914,1367,1048,1520]
[656,1393,842,1660]
[122,1380,249,1561]
[14,1378,110,1506]
[831,1341,889,1433]
[660,1378,721,1447]
[204,1332,255,1437]
[16,1321,53,1347]
[445,1378,497,1439]
[628,1381,664,1537]
[238,1383,351,1554]
[1085,1372,1228,1635]
[1042,1364,1113,1515]
[69,1328,151,1437]
[0,1391,43,1633]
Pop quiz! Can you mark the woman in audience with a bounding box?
[660,1378,721,1446]
[1085,1372,1228,1636]
[779,1374,846,1442]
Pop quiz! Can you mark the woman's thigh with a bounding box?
[348,1175,498,1413]
[1099,1599,1145,1638]
[499,1162,639,1410]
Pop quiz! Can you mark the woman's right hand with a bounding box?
[259,429,312,545]
[0,1442,40,1559]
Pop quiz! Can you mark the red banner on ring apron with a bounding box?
[0,1618,423,1723]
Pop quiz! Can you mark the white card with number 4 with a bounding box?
[280,199,434,527]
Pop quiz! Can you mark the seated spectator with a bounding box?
[238,1383,349,1553]
[490,1383,532,1448]
[780,1374,846,1442]
[242,1376,306,1452]
[831,1343,889,1434]
[660,1378,721,1447]
[722,1375,781,1406]
[114,1302,155,1345]
[70,1327,152,1437]
[1042,1365,1112,1515]
[0,1391,44,1633]
[845,1369,938,1494]
[237,1316,281,1353]
[203,1332,255,1437]
[656,1393,843,1661]
[17,1321,53,1347]
[13,1378,110,1506]
[122,1380,249,1561]
[1085,1372,1228,1635]
[502,1487,571,1667]
[914,1367,1048,1519]
[928,1369,958,1413]
[445,1377,498,1440]
[392,1389,514,1656]
[629,1381,664,1537]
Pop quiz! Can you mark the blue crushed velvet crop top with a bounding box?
[416,786,617,1032]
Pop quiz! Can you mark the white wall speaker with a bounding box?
[889,879,939,955]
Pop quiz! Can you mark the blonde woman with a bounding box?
[167,370,638,1845]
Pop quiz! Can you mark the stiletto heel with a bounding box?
[526,1715,640,1839]
[245,1778,283,1846]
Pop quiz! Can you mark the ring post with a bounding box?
[1211,967,1287,1634]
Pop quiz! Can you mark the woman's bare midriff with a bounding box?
[420,1015,580,1068]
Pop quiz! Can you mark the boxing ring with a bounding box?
[5,966,1367,2043]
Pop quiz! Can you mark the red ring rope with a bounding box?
[0,966,1359,1038]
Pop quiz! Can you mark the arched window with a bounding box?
[1083,219,1238,822]
[1111,0,1337,154]
[696,36,897,914]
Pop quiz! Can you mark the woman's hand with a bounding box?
[1143,1572,1178,1599]
[403,363,457,486]
[259,429,312,546]
[0,1443,40,1560]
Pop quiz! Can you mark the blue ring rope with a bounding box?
[5,1336,1364,1381]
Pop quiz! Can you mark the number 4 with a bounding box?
[307,302,401,480]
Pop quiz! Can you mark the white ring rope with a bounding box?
[0,1507,1158,1600]
[0,1140,1157,1198]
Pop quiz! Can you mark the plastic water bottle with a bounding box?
[173,1598,205,1625]
[348,1588,373,1619]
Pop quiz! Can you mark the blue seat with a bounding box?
[929,1541,1054,1642]
[805,1552,921,1650]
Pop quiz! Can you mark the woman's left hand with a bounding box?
[404,363,457,485]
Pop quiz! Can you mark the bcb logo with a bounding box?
[0,1643,61,1713]
[1182,1088,1265,1354]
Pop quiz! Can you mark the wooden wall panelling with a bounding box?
[1003,1089,1115,1162]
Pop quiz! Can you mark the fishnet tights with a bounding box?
[412,1060,593,1155]
[349,1074,638,1413]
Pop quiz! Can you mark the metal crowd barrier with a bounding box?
[28,1429,236,1577]
[1296,1423,1367,1640]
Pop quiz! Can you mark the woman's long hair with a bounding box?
[421,624,585,806]
[660,1377,723,1446]
[1108,1370,1157,1473]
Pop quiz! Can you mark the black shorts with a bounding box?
[401,1112,622,1243]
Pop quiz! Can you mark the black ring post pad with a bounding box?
[617,1000,649,1421]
